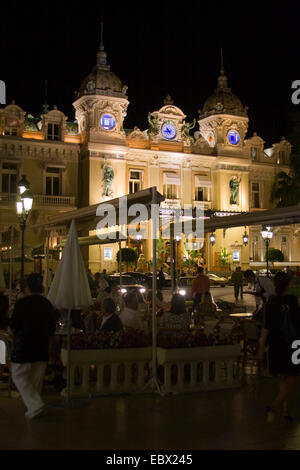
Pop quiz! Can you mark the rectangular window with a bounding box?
[251,182,260,208]
[4,127,18,136]
[163,184,178,199]
[128,169,143,194]
[194,186,209,201]
[252,235,260,262]
[281,236,288,261]
[47,123,60,141]
[2,163,17,193]
[103,247,112,260]
[163,172,180,199]
[46,167,61,196]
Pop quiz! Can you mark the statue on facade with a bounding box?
[147,113,159,138]
[229,176,241,205]
[181,118,196,144]
[102,159,114,197]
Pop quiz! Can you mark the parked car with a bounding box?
[124,272,152,288]
[207,273,228,287]
[144,271,172,288]
[108,274,147,296]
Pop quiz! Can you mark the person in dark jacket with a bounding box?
[9,273,57,419]
[100,298,123,333]
[257,271,300,422]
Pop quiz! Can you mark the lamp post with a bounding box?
[243,230,249,246]
[136,233,142,255]
[209,233,216,246]
[261,226,273,277]
[16,175,33,289]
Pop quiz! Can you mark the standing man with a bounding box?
[9,273,57,419]
[244,269,275,321]
[158,267,165,290]
[231,266,244,302]
[191,266,210,310]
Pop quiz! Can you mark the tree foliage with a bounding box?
[116,248,138,271]
[265,248,284,262]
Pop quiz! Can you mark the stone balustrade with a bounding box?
[157,345,241,394]
[0,193,76,206]
[61,347,152,397]
[61,344,241,397]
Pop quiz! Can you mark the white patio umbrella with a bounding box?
[0,256,6,291]
[48,219,93,406]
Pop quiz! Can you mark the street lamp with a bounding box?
[136,233,142,255]
[243,230,249,246]
[16,175,33,288]
[209,233,216,246]
[261,226,273,277]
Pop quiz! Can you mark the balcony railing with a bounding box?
[34,194,76,206]
[0,193,76,206]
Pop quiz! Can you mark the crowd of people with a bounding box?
[0,263,300,423]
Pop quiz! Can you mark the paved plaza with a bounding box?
[1,374,300,451]
[1,289,298,452]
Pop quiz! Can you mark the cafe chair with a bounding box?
[240,319,262,375]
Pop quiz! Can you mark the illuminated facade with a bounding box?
[0,38,299,275]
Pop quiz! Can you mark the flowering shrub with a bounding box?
[70,330,237,350]
[157,330,237,349]
[71,328,151,350]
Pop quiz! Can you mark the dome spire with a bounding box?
[217,48,228,89]
[42,80,49,114]
[96,21,110,70]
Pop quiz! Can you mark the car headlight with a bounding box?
[179,289,186,296]
[139,288,146,294]
[120,288,127,294]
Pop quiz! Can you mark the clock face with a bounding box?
[161,121,177,140]
[227,130,240,145]
[207,132,215,147]
[100,114,116,131]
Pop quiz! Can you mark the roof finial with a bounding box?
[217,49,228,89]
[220,48,224,74]
[100,21,104,47]
[42,80,49,114]
[96,21,109,69]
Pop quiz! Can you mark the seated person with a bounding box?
[120,293,148,331]
[100,298,123,333]
[0,294,9,333]
[111,284,125,313]
[96,285,113,309]
[158,294,190,331]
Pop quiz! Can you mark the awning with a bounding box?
[29,187,165,233]
[163,173,180,186]
[194,175,212,187]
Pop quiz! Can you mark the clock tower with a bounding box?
[198,53,249,156]
[73,28,129,146]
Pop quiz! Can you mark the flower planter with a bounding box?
[157,344,241,394]
[61,347,152,397]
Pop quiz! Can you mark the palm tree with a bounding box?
[271,110,300,207]
[270,153,300,206]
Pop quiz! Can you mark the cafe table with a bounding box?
[229,313,253,318]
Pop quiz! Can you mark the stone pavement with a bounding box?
[1,375,300,451]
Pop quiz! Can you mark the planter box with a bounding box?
[157,344,241,394]
[61,347,152,397]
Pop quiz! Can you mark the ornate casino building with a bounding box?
[0,36,299,275]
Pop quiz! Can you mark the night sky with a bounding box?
[1,2,300,147]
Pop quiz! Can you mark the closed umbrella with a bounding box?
[48,219,92,406]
